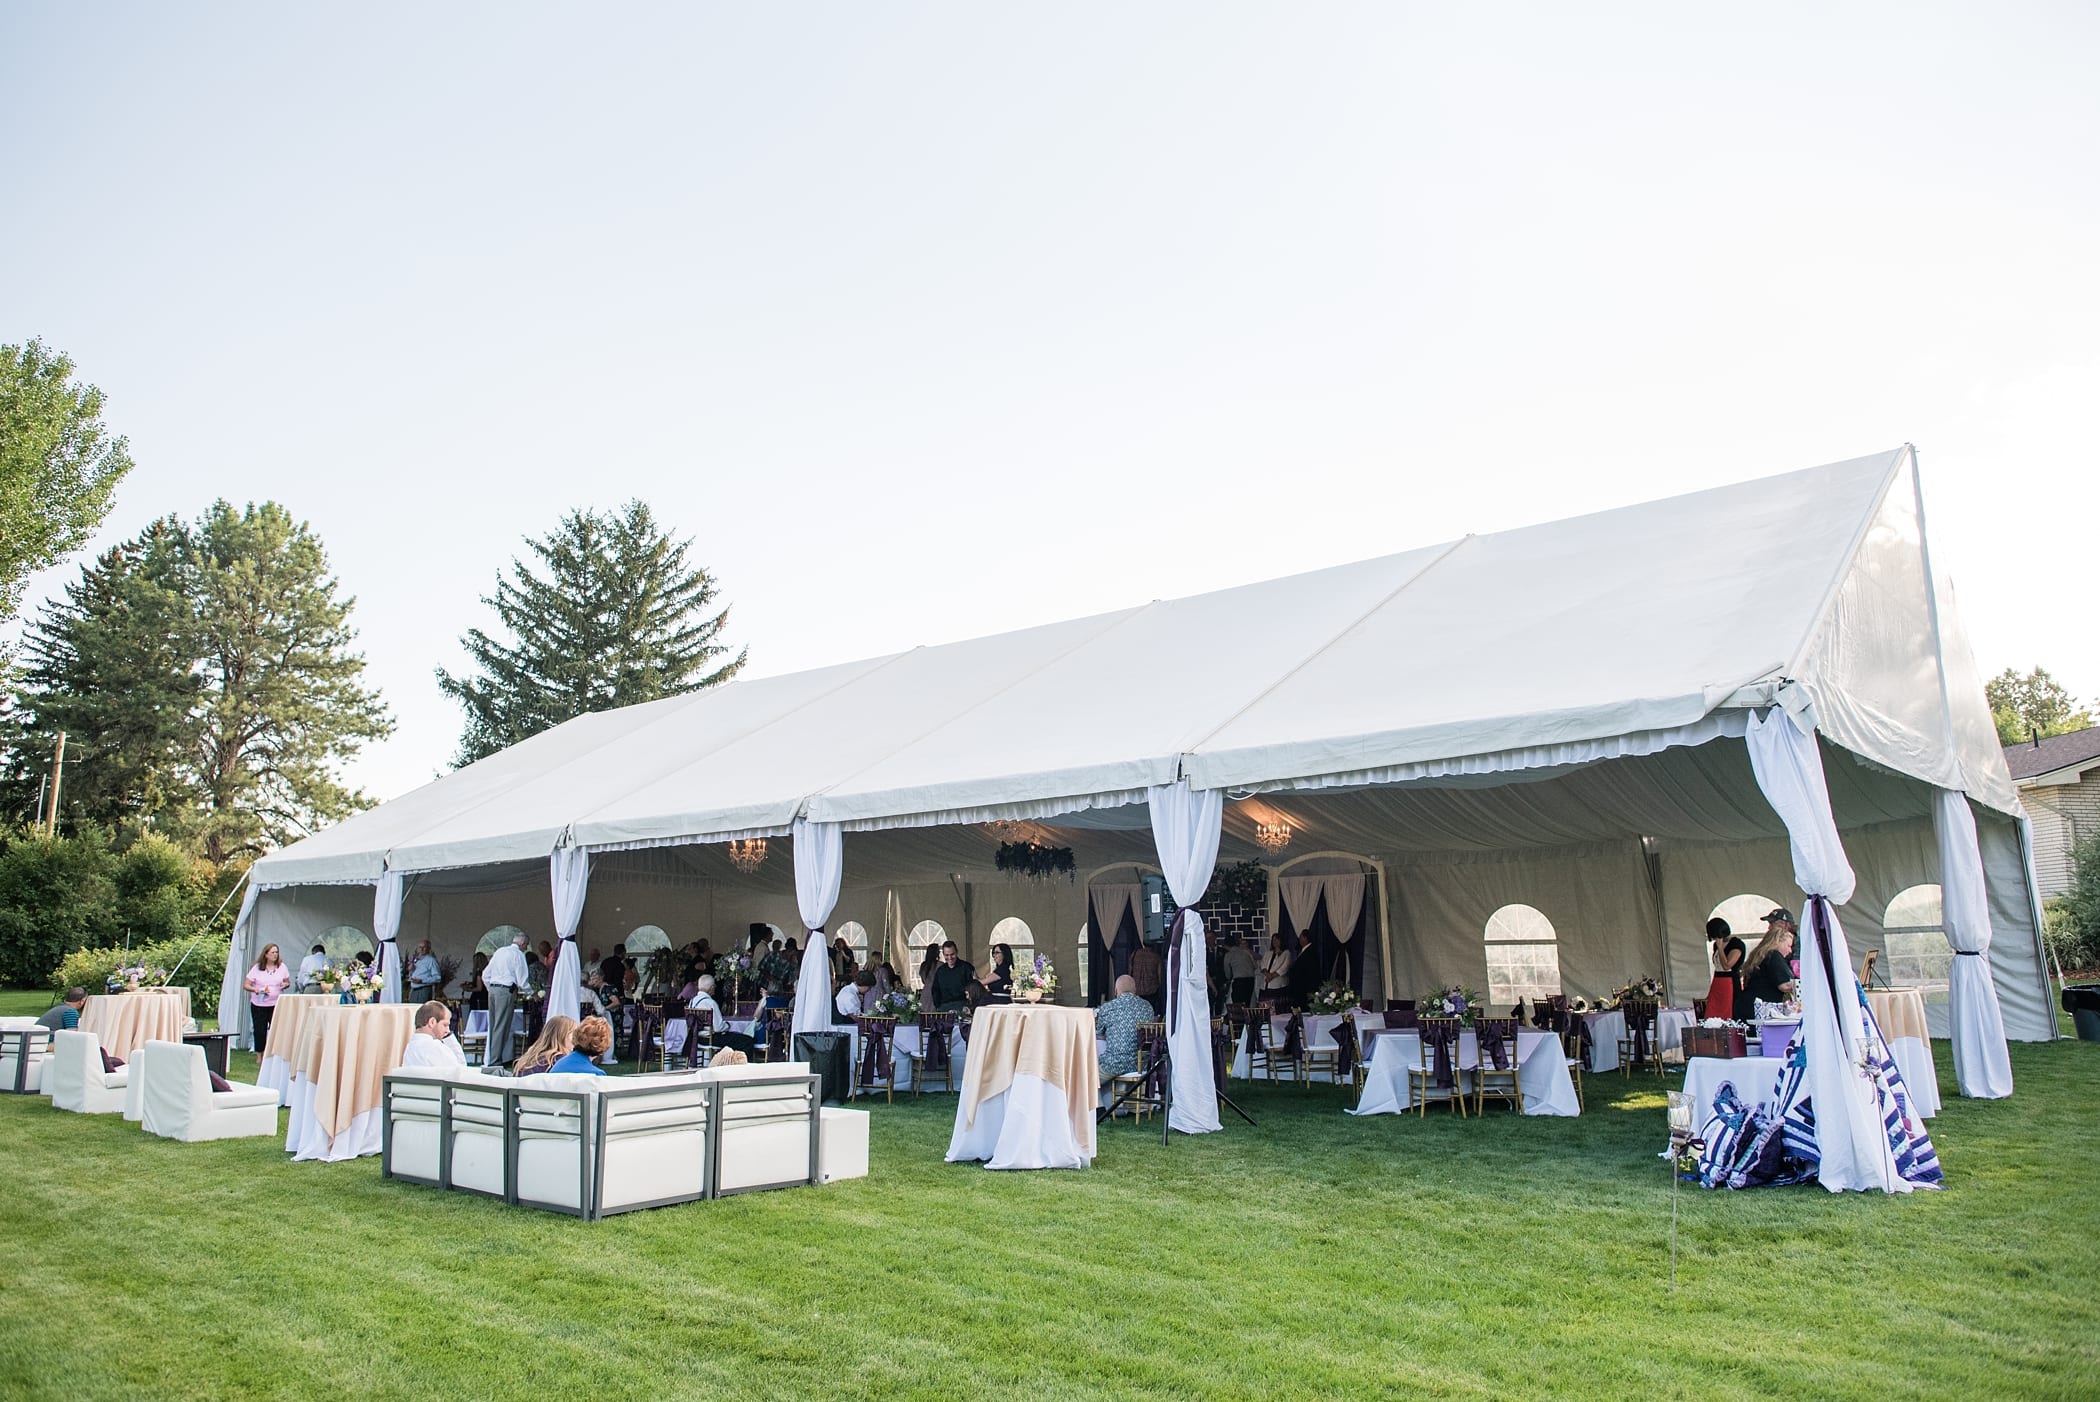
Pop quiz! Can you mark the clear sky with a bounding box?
[4,3,2096,804]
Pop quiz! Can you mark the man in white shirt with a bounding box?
[399,1001,466,1069]
[688,975,759,1057]
[835,971,873,1021]
[482,932,532,1064]
[296,944,330,992]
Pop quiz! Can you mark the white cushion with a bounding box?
[49,1030,127,1114]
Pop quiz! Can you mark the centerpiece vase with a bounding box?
[1019,988,1043,1003]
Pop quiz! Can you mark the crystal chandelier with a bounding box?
[726,838,768,874]
[1254,819,1292,851]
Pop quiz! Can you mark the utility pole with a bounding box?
[43,732,67,837]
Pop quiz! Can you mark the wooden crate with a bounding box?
[1683,1026,1746,1059]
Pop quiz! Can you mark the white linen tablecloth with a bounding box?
[1229,1011,1368,1081]
[1350,1028,1579,1116]
[1866,990,1940,1118]
[946,1005,1097,1170]
[1580,1006,1697,1072]
[286,1003,416,1162]
[1681,1055,1787,1138]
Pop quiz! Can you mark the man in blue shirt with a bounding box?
[36,988,86,1032]
[1094,975,1153,1085]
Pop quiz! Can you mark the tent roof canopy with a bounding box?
[256,446,2018,886]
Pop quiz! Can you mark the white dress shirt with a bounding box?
[297,951,330,984]
[400,1032,466,1068]
[483,943,530,989]
[835,985,864,1018]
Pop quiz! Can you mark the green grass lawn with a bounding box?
[0,997,2093,1401]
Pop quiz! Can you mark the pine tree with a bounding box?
[4,503,394,865]
[436,500,746,766]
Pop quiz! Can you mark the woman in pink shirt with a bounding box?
[244,943,293,1052]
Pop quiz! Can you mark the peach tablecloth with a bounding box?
[287,1003,416,1161]
[1866,989,1929,1045]
[948,1005,1097,1168]
[79,990,190,1059]
[262,994,339,1062]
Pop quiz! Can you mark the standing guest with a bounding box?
[871,962,896,1002]
[598,944,627,988]
[758,940,797,1007]
[244,943,292,1053]
[836,970,875,1020]
[584,946,602,973]
[985,943,1016,1002]
[916,942,942,996]
[512,1015,577,1076]
[1129,941,1166,1016]
[468,953,491,1009]
[297,944,330,992]
[1095,975,1152,1086]
[400,1001,467,1069]
[550,1016,612,1075]
[1260,933,1294,1008]
[1221,936,1258,1008]
[928,940,977,1012]
[832,937,858,987]
[1704,918,1747,1020]
[1741,915,1799,1011]
[483,931,532,1065]
[36,987,87,1032]
[409,940,442,1003]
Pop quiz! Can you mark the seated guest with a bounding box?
[984,943,1016,1002]
[297,944,330,992]
[1095,975,1151,1085]
[871,962,896,1001]
[836,970,875,1020]
[513,1015,577,1076]
[37,987,87,1032]
[709,1047,749,1068]
[400,1001,467,1069]
[687,975,760,1057]
[928,940,976,1012]
[549,1016,612,1075]
[963,976,995,1013]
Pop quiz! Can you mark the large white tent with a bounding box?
[229,447,2052,1145]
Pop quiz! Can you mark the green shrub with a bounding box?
[0,827,223,986]
[51,933,230,1020]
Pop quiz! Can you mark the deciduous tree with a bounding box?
[0,339,133,623]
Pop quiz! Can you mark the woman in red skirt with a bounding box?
[1704,917,1747,1019]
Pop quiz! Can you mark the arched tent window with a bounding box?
[907,919,947,990]
[1484,904,1560,1006]
[320,926,373,961]
[1707,894,1782,942]
[1883,885,1951,993]
[834,920,870,963]
[625,925,671,955]
[475,926,525,957]
[988,916,1034,971]
[1074,922,1090,1001]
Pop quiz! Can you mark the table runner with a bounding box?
[79,990,190,1059]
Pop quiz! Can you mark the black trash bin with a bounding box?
[2062,985,2100,1043]
[793,1031,851,1103]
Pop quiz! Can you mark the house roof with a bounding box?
[2003,725,2100,782]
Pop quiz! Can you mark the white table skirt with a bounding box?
[1230,1011,1369,1081]
[1351,1029,1579,1117]
[284,1080,386,1162]
[1886,1036,1940,1118]
[256,1054,293,1106]
[945,1074,1092,1170]
[889,1024,967,1091]
[1581,1007,1696,1072]
[1681,1055,1787,1136]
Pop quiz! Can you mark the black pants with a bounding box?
[249,1001,274,1053]
[1230,977,1255,1007]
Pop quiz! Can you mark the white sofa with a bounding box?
[445,1073,513,1201]
[137,1041,280,1142]
[48,1029,128,1114]
[0,1020,53,1094]
[712,1063,824,1196]
[515,1072,714,1218]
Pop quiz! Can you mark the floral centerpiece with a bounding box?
[712,951,754,999]
[1012,953,1057,1003]
[1605,975,1664,1009]
[338,963,383,1003]
[1306,981,1359,1015]
[106,964,169,993]
[1420,984,1483,1024]
[864,988,919,1024]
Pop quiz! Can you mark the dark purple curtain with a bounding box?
[1278,893,1369,997]
[1084,893,1112,1006]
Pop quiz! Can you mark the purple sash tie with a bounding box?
[1331,1018,1358,1078]
[1627,1002,1654,1066]
[1424,1019,1458,1088]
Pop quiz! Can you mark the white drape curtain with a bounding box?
[1090,884,1139,948]
[884,889,910,976]
[1934,789,2015,1099]
[547,846,590,1023]
[373,871,405,1005]
[1322,875,1366,947]
[219,882,261,1046]
[1277,877,1324,942]
[1148,781,1222,1135]
[1745,707,1910,1194]
[792,818,845,1039]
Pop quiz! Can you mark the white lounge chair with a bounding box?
[137,1041,279,1142]
[514,1073,714,1218]
[48,1030,128,1115]
[0,1021,53,1094]
[710,1062,823,1196]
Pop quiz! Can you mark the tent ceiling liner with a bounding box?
[254,448,2022,887]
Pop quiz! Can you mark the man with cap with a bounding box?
[482,931,532,1065]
